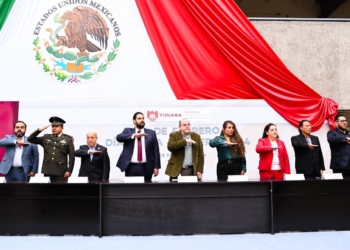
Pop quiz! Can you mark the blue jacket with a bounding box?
[327,129,350,169]
[0,135,39,180]
[116,128,160,175]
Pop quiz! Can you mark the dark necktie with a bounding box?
[137,130,142,162]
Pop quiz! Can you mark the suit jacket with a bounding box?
[256,138,290,174]
[116,128,161,175]
[0,135,39,180]
[75,144,110,180]
[165,131,204,177]
[327,128,350,169]
[27,129,75,176]
[291,134,325,175]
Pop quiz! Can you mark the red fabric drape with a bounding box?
[0,102,19,176]
[136,0,338,130]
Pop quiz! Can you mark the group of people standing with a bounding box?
[0,116,110,182]
[0,112,349,182]
[212,114,349,181]
[255,114,350,180]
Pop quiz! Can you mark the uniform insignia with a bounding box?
[60,139,67,144]
[61,134,74,146]
[63,134,74,140]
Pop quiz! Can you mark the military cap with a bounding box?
[49,116,66,125]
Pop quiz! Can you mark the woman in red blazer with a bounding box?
[256,123,290,180]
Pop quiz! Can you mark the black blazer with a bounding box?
[75,144,110,180]
[327,129,350,169]
[291,134,325,175]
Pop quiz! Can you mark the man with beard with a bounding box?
[0,121,39,182]
[327,114,350,177]
[27,116,75,182]
[75,131,110,181]
[116,112,160,181]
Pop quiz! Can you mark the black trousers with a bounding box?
[333,169,350,177]
[125,163,153,181]
[217,160,242,181]
[302,166,320,180]
[332,160,350,177]
[296,161,323,179]
[44,175,66,183]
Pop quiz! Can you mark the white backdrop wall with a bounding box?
[19,100,331,180]
[0,0,332,180]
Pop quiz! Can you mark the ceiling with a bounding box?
[235,0,350,18]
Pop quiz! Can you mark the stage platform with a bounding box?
[0,179,349,237]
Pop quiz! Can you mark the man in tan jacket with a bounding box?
[165,118,204,180]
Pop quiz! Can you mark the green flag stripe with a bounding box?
[0,0,16,31]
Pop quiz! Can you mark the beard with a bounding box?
[337,125,347,132]
[135,121,145,129]
[15,131,25,138]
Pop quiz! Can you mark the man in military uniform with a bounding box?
[27,116,75,182]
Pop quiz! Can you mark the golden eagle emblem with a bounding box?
[32,2,120,84]
[56,6,109,57]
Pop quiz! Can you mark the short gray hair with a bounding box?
[179,118,190,126]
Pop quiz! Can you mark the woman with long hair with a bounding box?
[209,120,246,181]
[256,123,290,180]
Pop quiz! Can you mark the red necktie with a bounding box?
[137,130,142,162]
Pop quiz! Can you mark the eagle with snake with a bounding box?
[56,6,109,57]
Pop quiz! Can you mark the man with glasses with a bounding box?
[165,118,204,181]
[327,114,350,177]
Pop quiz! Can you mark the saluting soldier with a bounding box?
[27,116,75,182]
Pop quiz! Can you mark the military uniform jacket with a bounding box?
[27,129,75,176]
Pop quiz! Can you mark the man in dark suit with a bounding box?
[0,121,39,182]
[327,114,350,177]
[27,116,75,182]
[291,120,325,179]
[116,112,160,181]
[75,131,110,181]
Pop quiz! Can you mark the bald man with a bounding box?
[75,132,110,181]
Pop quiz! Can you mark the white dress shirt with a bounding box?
[131,128,147,163]
[12,137,24,167]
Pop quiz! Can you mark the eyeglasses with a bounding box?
[338,120,348,123]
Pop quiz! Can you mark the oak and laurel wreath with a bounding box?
[33,37,120,82]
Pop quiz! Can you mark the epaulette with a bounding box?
[62,134,74,140]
